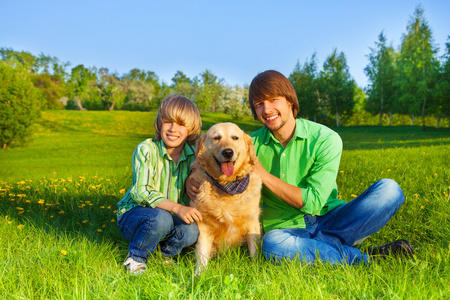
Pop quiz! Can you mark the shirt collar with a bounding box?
[157,139,195,162]
[262,118,308,145]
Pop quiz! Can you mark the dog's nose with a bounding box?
[222,148,234,159]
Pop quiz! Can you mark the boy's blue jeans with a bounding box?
[118,206,199,263]
[262,179,405,265]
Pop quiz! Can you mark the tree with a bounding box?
[0,62,43,148]
[397,6,440,128]
[289,53,321,121]
[437,36,450,127]
[219,85,251,119]
[96,68,126,111]
[319,49,355,126]
[66,64,98,109]
[170,71,196,99]
[365,32,397,125]
[195,70,224,112]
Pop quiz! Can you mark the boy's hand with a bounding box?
[186,176,201,201]
[174,205,202,224]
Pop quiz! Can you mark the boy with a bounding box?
[117,94,203,274]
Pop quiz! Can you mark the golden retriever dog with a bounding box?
[189,122,262,275]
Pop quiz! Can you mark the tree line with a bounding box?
[291,6,449,128]
[1,6,449,148]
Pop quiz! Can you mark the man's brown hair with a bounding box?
[248,70,299,120]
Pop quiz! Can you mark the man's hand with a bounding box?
[186,175,201,201]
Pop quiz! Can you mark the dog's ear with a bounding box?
[243,132,256,165]
[195,133,207,158]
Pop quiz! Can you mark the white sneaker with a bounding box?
[123,257,147,274]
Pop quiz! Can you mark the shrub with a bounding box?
[0,62,42,148]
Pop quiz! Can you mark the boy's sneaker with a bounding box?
[123,257,147,274]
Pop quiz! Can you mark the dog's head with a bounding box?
[195,123,256,182]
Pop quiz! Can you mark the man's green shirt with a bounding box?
[117,138,195,219]
[251,118,346,232]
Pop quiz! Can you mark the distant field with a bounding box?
[0,110,449,299]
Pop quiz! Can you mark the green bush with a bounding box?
[0,62,42,148]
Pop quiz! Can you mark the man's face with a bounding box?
[253,96,293,133]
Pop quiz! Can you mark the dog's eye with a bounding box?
[213,136,221,141]
[232,136,239,140]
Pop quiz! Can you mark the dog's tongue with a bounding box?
[221,162,234,177]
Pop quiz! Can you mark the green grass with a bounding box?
[1,110,449,299]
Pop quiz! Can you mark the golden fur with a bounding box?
[189,122,262,275]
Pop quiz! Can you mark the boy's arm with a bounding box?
[156,200,202,224]
[129,143,169,208]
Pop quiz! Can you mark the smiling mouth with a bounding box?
[265,115,278,121]
[166,134,179,141]
[214,156,235,177]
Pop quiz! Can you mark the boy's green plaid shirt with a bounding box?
[117,138,195,219]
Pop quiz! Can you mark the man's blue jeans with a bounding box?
[262,179,405,265]
[118,206,199,263]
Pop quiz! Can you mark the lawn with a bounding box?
[0,110,449,299]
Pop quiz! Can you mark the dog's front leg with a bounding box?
[194,226,214,276]
[246,222,261,259]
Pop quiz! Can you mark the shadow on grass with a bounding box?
[333,125,450,150]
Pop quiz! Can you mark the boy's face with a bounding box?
[161,121,188,154]
[253,96,294,133]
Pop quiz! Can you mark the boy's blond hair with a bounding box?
[154,94,202,144]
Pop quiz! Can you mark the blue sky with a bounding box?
[2,0,449,89]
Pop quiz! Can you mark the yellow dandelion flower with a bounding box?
[16,207,24,210]
[434,173,438,176]
[413,194,419,197]
[111,219,116,223]
[26,200,31,203]
[61,250,68,255]
[38,199,45,204]
[420,206,425,209]
[59,211,65,214]
[97,229,102,233]
[119,189,125,194]
[425,199,429,202]
[107,205,111,209]
[8,221,12,224]
[82,220,89,224]
[351,194,358,198]
[100,206,105,209]
[387,169,391,172]
[17,225,25,229]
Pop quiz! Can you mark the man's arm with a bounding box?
[254,158,304,209]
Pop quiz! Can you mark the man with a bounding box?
[188,70,413,265]
[248,70,413,264]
